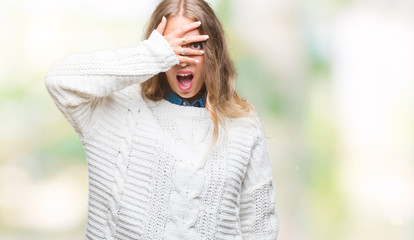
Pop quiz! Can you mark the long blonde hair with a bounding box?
[141,0,255,146]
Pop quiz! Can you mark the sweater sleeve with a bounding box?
[45,30,179,139]
[239,122,279,240]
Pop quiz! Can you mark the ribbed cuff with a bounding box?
[146,30,180,71]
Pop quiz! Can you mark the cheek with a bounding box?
[192,55,204,67]
[165,68,177,83]
[195,58,204,76]
[164,73,177,90]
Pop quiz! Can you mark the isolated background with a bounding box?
[1,0,413,239]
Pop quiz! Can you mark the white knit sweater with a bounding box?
[45,30,278,240]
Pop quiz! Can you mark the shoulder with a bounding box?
[226,110,265,144]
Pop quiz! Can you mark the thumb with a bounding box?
[156,16,167,35]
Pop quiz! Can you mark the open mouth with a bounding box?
[176,71,194,91]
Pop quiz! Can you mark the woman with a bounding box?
[45,0,278,239]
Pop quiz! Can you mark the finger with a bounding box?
[156,16,167,34]
[172,21,201,37]
[174,47,204,56]
[177,56,200,64]
[179,35,209,45]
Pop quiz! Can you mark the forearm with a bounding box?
[45,29,179,138]
[45,30,178,102]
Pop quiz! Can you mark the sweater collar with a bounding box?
[165,91,206,108]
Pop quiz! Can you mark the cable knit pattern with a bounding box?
[45,29,278,240]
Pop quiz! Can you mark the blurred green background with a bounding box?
[1,0,413,239]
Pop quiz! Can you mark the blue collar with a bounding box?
[165,91,206,108]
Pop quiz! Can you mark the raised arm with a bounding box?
[45,18,207,139]
[239,122,279,239]
[44,29,177,138]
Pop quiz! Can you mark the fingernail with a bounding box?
[162,16,166,22]
[204,35,209,40]
[200,50,204,54]
[196,21,201,25]
[195,59,200,63]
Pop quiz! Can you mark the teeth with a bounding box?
[178,73,192,77]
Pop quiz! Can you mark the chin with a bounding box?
[176,91,197,98]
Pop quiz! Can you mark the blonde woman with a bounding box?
[45,0,278,239]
